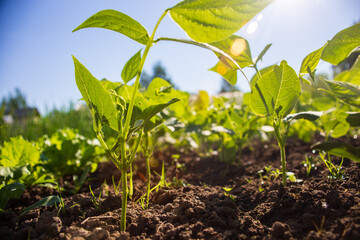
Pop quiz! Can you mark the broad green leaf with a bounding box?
[254,43,272,65]
[318,78,360,108]
[73,56,118,131]
[145,77,172,100]
[251,61,301,117]
[250,65,274,88]
[334,57,360,85]
[100,79,122,91]
[313,96,335,111]
[140,98,180,121]
[284,111,323,122]
[169,0,274,43]
[321,23,360,65]
[121,50,141,84]
[73,10,149,45]
[320,112,349,138]
[300,44,326,74]
[0,137,40,167]
[0,182,25,210]
[209,60,237,85]
[21,195,61,216]
[210,35,253,68]
[312,142,360,162]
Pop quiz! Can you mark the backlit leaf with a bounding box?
[251,61,301,117]
[169,0,274,43]
[300,44,326,74]
[73,56,118,131]
[334,57,360,85]
[254,43,272,65]
[312,142,360,162]
[321,23,360,65]
[0,137,40,167]
[210,35,253,68]
[209,60,237,85]
[121,50,142,84]
[73,10,149,45]
[318,78,360,108]
[250,65,274,88]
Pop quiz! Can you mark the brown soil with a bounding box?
[1,137,360,240]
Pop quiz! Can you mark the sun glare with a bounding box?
[230,38,247,56]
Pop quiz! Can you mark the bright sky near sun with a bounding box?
[0,0,359,113]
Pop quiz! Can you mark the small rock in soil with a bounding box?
[87,227,109,240]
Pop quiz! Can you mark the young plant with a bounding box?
[250,61,302,186]
[72,0,273,231]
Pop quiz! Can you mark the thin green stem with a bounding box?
[120,138,127,231]
[155,37,250,86]
[273,119,287,186]
[144,131,151,208]
[119,10,168,232]
[122,10,168,139]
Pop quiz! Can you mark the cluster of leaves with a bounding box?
[0,128,104,213]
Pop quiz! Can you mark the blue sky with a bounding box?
[0,0,359,114]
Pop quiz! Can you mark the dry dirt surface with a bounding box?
[1,137,360,240]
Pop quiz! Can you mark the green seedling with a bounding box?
[89,185,102,211]
[223,187,236,202]
[317,152,345,180]
[112,175,121,195]
[72,0,273,231]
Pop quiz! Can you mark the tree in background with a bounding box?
[1,88,28,114]
[219,78,239,93]
[140,61,175,90]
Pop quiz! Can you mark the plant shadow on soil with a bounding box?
[1,136,360,240]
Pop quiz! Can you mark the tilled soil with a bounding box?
[1,137,360,240]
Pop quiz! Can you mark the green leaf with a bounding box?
[21,195,61,216]
[250,65,274,88]
[145,77,172,100]
[318,78,360,108]
[169,0,274,43]
[334,57,360,85]
[140,98,180,121]
[210,35,253,68]
[0,136,40,167]
[250,61,301,117]
[73,10,149,45]
[254,43,272,65]
[284,111,323,122]
[0,183,25,210]
[312,142,360,162]
[209,60,237,85]
[100,79,122,91]
[73,56,119,131]
[194,90,210,112]
[121,50,142,84]
[321,23,360,65]
[300,44,326,74]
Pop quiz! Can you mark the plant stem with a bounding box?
[144,131,151,208]
[155,37,250,85]
[273,119,287,186]
[120,139,127,231]
[122,10,168,139]
[119,10,168,232]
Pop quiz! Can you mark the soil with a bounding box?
[1,136,360,240]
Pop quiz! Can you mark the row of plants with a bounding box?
[70,0,360,232]
[0,128,104,214]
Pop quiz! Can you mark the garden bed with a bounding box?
[1,137,359,240]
